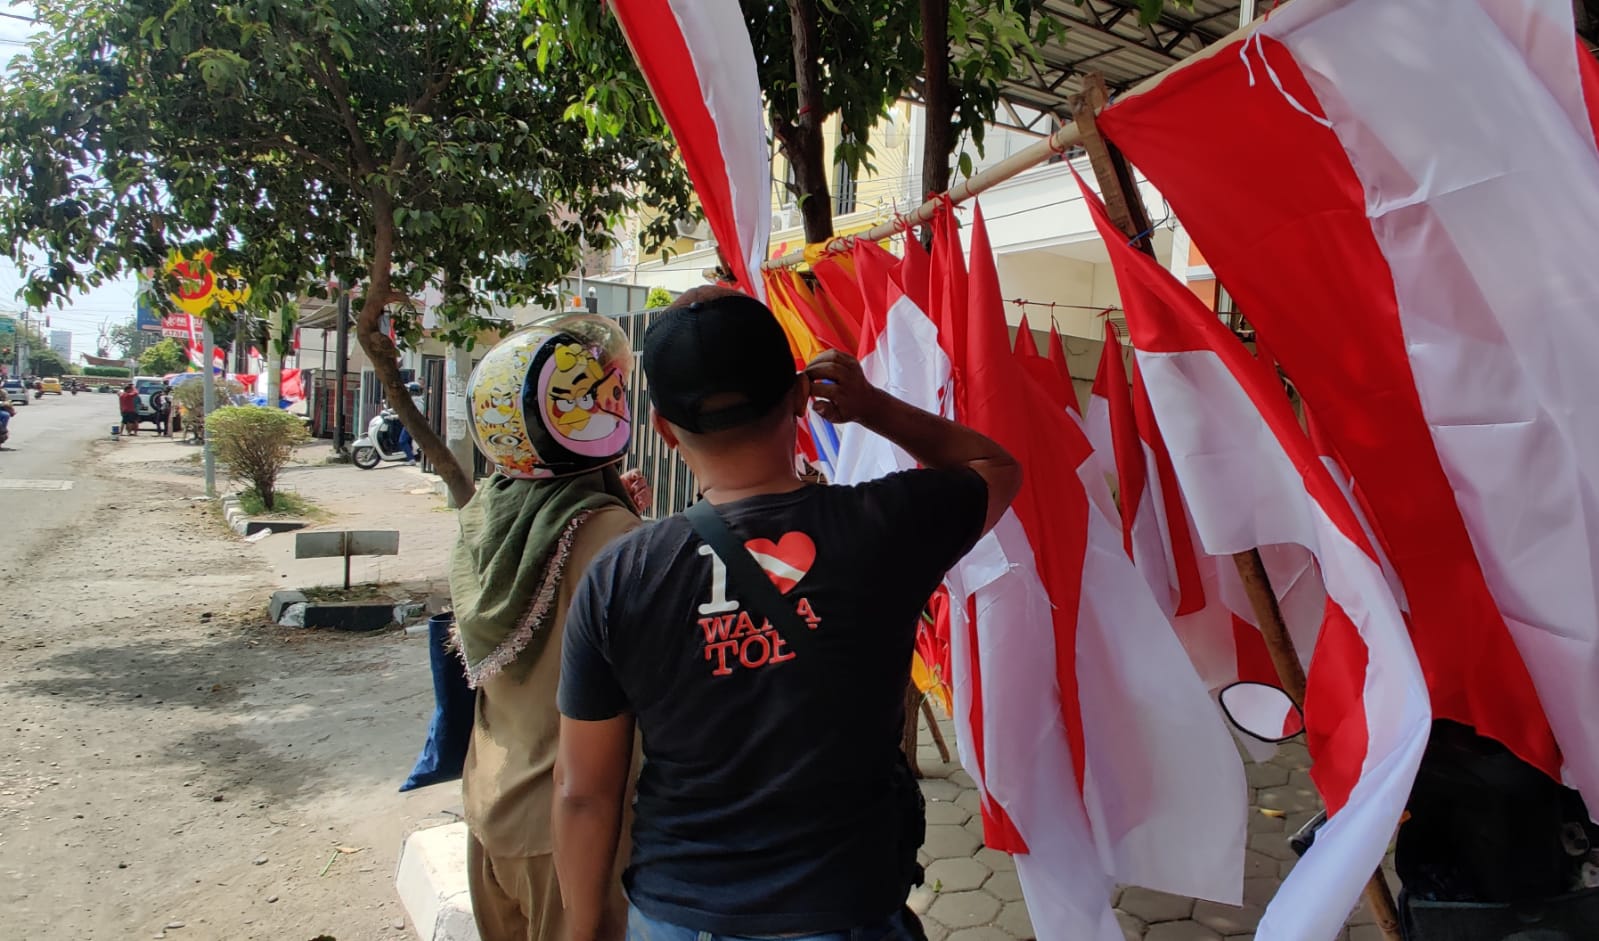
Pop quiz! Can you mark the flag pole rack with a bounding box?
[761,121,1087,271]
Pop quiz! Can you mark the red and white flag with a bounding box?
[610,0,770,300]
[1083,178,1431,941]
[945,203,1247,940]
[1100,0,1597,803]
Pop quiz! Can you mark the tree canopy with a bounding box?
[0,0,693,503]
[137,337,187,375]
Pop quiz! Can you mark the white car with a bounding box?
[2,379,29,406]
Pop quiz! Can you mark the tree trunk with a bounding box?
[783,0,834,245]
[919,0,954,249]
[354,197,476,508]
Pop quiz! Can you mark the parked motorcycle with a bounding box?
[350,409,413,469]
[1221,682,1599,940]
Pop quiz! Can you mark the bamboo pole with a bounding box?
[1070,77,1404,941]
[761,121,1086,270]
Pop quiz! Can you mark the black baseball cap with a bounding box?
[642,290,797,434]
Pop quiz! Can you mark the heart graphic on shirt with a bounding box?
[743,532,816,594]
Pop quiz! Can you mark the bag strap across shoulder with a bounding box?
[684,500,808,639]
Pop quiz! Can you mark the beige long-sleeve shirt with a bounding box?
[462,504,640,859]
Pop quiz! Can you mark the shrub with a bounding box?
[83,365,131,378]
[173,377,246,416]
[645,286,675,309]
[207,405,309,510]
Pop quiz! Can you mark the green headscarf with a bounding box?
[449,466,633,686]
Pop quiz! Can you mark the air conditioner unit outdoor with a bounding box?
[673,217,711,240]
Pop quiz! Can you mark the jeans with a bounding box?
[397,425,415,461]
[626,904,923,941]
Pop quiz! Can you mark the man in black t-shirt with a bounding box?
[553,287,1020,941]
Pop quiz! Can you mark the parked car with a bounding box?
[132,376,167,428]
[36,377,61,396]
[3,379,30,406]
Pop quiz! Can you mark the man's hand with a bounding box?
[620,469,652,515]
[807,349,1019,535]
[805,350,888,425]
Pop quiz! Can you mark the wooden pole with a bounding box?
[762,119,1087,269]
[1071,76,1403,941]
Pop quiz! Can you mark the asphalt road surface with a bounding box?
[0,390,454,940]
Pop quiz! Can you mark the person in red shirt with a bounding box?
[117,383,140,436]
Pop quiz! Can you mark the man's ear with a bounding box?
[790,374,811,418]
[651,409,680,451]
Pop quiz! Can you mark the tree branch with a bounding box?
[300,38,378,175]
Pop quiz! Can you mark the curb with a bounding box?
[220,495,251,536]
[219,494,308,538]
[395,821,479,941]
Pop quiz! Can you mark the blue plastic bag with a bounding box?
[400,613,476,791]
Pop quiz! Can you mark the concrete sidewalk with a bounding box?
[254,441,456,591]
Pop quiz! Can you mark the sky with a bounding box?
[2,2,140,361]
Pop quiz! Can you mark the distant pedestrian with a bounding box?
[398,380,425,464]
[117,383,140,436]
[151,385,173,437]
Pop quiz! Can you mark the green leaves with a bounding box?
[0,0,694,334]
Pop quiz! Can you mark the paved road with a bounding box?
[0,389,116,565]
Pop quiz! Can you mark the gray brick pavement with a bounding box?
[913,716,1377,941]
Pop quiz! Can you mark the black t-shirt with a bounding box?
[558,468,988,935]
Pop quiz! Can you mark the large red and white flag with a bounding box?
[1100,0,1597,804]
[610,0,770,299]
[944,204,1247,941]
[1084,312,1318,736]
[1083,177,1431,941]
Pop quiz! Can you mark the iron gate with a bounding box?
[615,308,698,518]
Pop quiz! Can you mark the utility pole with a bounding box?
[18,311,29,376]
[202,320,217,498]
[332,280,350,456]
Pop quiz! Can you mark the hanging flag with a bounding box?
[1100,0,1594,802]
[1012,314,1072,413]
[948,203,1247,941]
[1080,306,1318,699]
[1083,176,1431,941]
[610,0,770,300]
[1046,321,1079,414]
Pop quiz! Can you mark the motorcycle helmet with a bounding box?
[466,313,633,479]
[405,381,422,395]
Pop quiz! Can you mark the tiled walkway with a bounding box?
[910,716,1392,941]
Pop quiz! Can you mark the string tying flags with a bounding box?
[1007,297,1126,317]
[1238,33,1333,129]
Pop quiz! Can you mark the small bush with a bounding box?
[83,365,131,378]
[173,377,245,415]
[645,286,675,309]
[207,405,309,511]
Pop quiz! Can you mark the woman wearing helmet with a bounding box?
[449,314,643,941]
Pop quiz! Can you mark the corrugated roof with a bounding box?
[993,0,1599,133]
[986,0,1244,133]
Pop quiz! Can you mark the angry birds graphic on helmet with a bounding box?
[465,314,633,479]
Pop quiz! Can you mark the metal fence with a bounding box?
[614,308,698,518]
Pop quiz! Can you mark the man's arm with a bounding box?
[553,713,636,941]
[806,350,1020,533]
